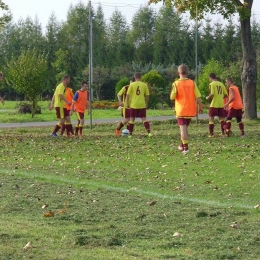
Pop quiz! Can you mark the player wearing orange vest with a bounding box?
[70,81,88,137]
[170,64,203,154]
[224,77,245,137]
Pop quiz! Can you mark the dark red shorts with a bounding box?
[222,108,228,118]
[227,108,243,118]
[177,118,191,126]
[130,108,146,118]
[209,107,224,117]
[76,111,85,120]
[55,107,66,119]
[65,108,70,117]
[121,108,130,118]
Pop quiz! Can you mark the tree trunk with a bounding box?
[240,13,257,119]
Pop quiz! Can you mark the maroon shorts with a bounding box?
[65,108,70,117]
[209,107,224,117]
[222,108,228,118]
[130,108,146,118]
[227,108,243,118]
[55,107,66,119]
[121,108,130,118]
[76,111,85,120]
[177,118,191,126]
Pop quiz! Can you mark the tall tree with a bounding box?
[0,1,11,29]
[149,0,257,119]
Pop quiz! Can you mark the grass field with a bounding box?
[0,120,260,260]
[0,101,173,123]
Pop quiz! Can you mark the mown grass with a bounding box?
[0,120,260,259]
[0,101,173,123]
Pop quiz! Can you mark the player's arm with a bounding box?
[224,88,235,109]
[194,84,203,113]
[49,94,55,110]
[170,83,177,100]
[206,84,214,100]
[0,95,5,105]
[59,93,71,105]
[126,86,131,108]
[70,92,78,115]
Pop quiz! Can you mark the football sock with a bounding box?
[182,139,188,151]
[226,120,231,131]
[117,122,124,130]
[52,123,61,134]
[143,121,150,133]
[65,123,70,136]
[220,120,226,134]
[75,126,79,136]
[238,122,245,135]
[79,125,83,135]
[60,124,65,135]
[69,124,74,134]
[128,122,134,135]
[209,122,214,135]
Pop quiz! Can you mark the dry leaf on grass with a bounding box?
[254,204,259,209]
[41,204,48,209]
[173,232,183,237]
[147,201,157,206]
[23,241,31,250]
[230,222,238,228]
[44,210,54,217]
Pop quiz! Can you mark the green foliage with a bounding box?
[115,77,129,97]
[142,70,167,108]
[0,1,11,29]
[6,49,48,117]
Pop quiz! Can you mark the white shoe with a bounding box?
[182,150,189,155]
[178,145,184,151]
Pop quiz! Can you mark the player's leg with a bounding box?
[128,108,136,136]
[209,116,215,137]
[179,118,190,153]
[115,108,128,136]
[236,109,245,136]
[79,113,85,137]
[51,107,65,136]
[140,109,151,136]
[219,116,226,136]
[75,112,81,136]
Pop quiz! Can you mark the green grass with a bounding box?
[0,101,172,123]
[0,120,260,259]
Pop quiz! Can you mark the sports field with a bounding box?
[0,119,260,259]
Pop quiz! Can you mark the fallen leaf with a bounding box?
[147,201,157,206]
[23,241,31,250]
[173,186,181,191]
[230,222,238,228]
[58,207,68,214]
[254,204,259,209]
[213,186,220,191]
[44,210,54,217]
[41,204,48,209]
[173,232,183,237]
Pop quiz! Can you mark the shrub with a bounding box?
[15,102,41,114]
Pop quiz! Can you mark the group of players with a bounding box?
[116,65,245,154]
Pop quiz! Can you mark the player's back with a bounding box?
[210,81,227,108]
[127,81,149,109]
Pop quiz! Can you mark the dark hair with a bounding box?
[209,73,216,79]
[216,77,221,81]
[62,74,70,80]
[134,72,141,79]
[81,80,88,86]
[131,77,135,82]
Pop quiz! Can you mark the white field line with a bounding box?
[1,169,254,210]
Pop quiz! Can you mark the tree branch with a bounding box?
[232,0,244,7]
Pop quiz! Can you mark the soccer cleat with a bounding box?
[50,133,58,137]
[225,130,232,137]
[178,145,184,151]
[182,150,189,155]
[208,134,214,138]
[148,133,153,137]
[115,129,121,136]
[240,134,246,138]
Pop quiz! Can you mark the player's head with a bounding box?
[178,64,188,76]
[0,72,3,82]
[209,73,217,82]
[134,72,141,81]
[62,74,70,86]
[216,76,221,82]
[226,77,234,87]
[81,80,88,90]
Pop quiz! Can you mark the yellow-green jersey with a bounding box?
[117,85,129,109]
[127,81,149,109]
[209,81,227,108]
[54,82,66,108]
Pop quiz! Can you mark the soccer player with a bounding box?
[206,73,228,137]
[115,77,135,136]
[70,81,88,137]
[50,75,71,137]
[170,64,203,154]
[0,72,5,105]
[126,72,151,137]
[224,77,245,137]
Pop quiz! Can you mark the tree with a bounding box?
[6,49,48,117]
[0,1,11,29]
[149,0,257,119]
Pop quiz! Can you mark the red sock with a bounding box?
[220,120,226,134]
[117,122,124,130]
[75,126,79,136]
[226,121,231,131]
[52,124,61,134]
[209,123,214,135]
[128,122,134,135]
[65,124,70,136]
[238,122,245,135]
[143,121,150,133]
[60,124,65,135]
[79,126,83,135]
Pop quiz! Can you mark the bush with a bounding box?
[15,102,41,114]
[115,77,130,98]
